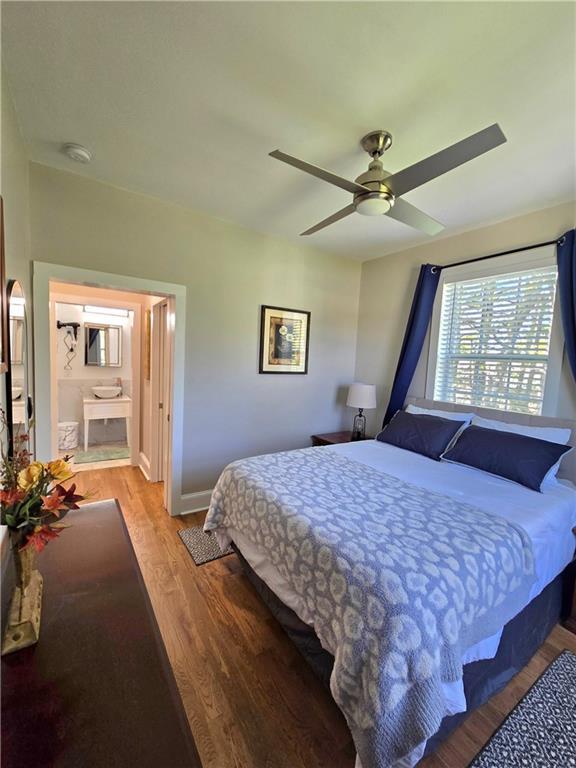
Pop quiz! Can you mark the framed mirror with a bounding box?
[85,324,122,367]
[9,317,24,365]
[0,198,7,376]
[5,280,33,456]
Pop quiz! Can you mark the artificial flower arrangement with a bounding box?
[1,416,86,654]
[1,432,84,553]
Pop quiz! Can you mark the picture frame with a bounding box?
[259,305,310,374]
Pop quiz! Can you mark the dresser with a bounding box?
[1,500,201,768]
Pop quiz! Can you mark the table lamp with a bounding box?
[346,383,377,441]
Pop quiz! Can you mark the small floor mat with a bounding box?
[178,526,233,566]
[72,445,130,464]
[468,649,576,767]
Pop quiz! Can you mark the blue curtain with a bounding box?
[557,228,576,382]
[383,263,441,425]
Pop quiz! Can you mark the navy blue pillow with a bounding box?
[376,411,466,461]
[442,425,572,492]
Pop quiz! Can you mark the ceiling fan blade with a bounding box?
[270,149,368,195]
[386,198,444,235]
[300,203,356,236]
[383,124,506,197]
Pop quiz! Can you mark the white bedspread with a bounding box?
[220,440,576,768]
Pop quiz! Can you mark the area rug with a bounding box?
[469,649,576,767]
[73,445,130,464]
[178,526,233,566]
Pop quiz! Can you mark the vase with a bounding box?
[1,536,44,655]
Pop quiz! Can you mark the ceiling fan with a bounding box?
[270,124,506,236]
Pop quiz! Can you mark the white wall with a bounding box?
[355,201,576,434]
[29,164,361,493]
[55,302,132,382]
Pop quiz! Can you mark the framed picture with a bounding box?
[259,305,310,374]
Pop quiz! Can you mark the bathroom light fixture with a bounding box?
[62,142,92,164]
[83,305,129,317]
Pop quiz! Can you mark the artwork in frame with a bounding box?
[259,305,310,374]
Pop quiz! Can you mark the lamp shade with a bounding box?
[346,383,376,410]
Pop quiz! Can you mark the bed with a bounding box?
[204,399,576,768]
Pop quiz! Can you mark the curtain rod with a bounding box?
[439,236,564,271]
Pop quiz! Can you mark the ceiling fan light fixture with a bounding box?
[355,193,393,217]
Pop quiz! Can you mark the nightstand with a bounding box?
[311,431,372,447]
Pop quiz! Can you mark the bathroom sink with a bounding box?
[92,386,122,399]
[11,387,23,401]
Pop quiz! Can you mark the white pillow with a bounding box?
[470,415,572,487]
[406,404,475,425]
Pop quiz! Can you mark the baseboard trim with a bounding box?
[139,452,151,481]
[178,489,213,515]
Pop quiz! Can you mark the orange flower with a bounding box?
[0,488,24,506]
[23,525,62,553]
[41,491,67,516]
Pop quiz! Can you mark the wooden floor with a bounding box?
[73,466,576,768]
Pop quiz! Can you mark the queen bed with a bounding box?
[204,399,576,768]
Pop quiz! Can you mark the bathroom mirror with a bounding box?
[5,280,33,456]
[85,324,122,367]
[10,317,24,364]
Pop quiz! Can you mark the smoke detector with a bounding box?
[62,143,92,164]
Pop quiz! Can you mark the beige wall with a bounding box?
[29,163,361,492]
[355,201,576,435]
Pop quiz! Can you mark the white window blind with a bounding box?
[433,265,558,415]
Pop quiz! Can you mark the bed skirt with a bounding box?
[234,544,575,755]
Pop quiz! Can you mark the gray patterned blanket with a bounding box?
[204,448,535,768]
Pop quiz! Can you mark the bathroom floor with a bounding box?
[60,442,131,471]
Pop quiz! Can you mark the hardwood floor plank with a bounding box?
[72,466,576,768]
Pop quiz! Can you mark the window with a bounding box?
[430,260,560,416]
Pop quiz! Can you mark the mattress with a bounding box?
[218,440,576,768]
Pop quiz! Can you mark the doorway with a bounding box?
[33,263,187,516]
[50,282,164,473]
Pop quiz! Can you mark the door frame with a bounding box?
[149,298,166,484]
[149,298,174,510]
[33,262,186,516]
[49,290,142,467]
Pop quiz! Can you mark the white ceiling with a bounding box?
[3,2,575,260]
